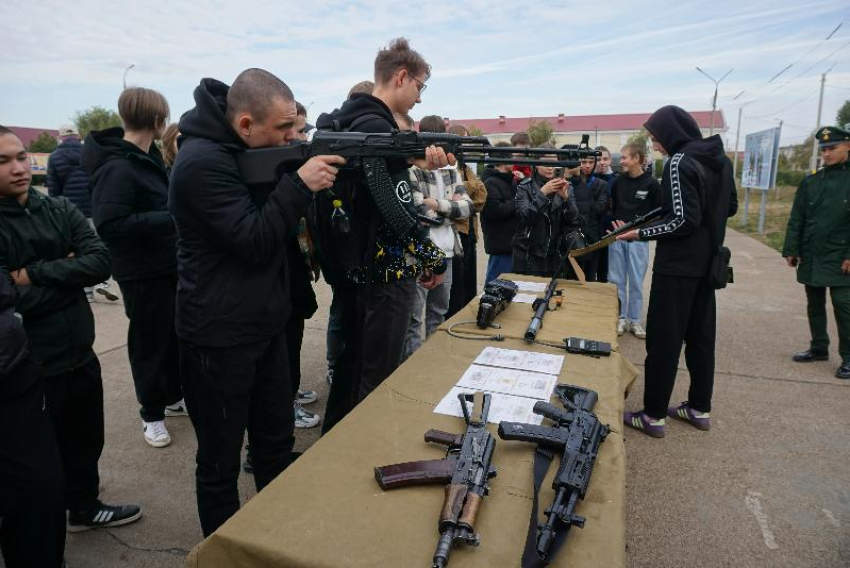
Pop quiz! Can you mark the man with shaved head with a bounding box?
[169,68,345,535]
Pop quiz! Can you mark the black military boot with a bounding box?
[836,361,850,380]
[792,349,829,362]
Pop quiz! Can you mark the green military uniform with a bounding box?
[783,126,850,362]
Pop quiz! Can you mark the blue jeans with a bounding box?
[608,240,650,322]
[486,254,513,284]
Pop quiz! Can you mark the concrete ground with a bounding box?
[4,228,849,568]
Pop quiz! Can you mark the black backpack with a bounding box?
[308,113,383,286]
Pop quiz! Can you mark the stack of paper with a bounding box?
[433,347,564,425]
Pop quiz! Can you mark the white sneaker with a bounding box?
[617,318,627,336]
[143,420,171,448]
[294,402,320,429]
[630,322,646,339]
[164,399,188,417]
[296,389,318,405]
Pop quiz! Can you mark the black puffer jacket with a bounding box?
[569,175,608,242]
[0,189,111,376]
[639,106,738,277]
[0,270,32,393]
[47,138,93,217]
[83,127,177,281]
[169,78,311,347]
[480,166,517,255]
[512,173,580,276]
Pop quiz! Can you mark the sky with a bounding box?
[2,0,849,149]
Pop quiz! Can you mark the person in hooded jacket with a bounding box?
[512,144,581,277]
[481,142,518,284]
[313,37,451,434]
[169,68,344,537]
[0,125,142,533]
[84,87,185,450]
[617,105,737,438]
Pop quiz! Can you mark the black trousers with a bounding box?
[644,273,716,419]
[597,245,609,283]
[577,251,599,282]
[0,358,66,568]
[322,278,416,434]
[180,333,295,537]
[286,316,305,397]
[447,230,478,319]
[43,357,104,512]
[118,274,182,422]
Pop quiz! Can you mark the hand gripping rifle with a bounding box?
[497,384,609,567]
[374,392,497,568]
[237,130,599,243]
[568,206,663,258]
[237,131,601,186]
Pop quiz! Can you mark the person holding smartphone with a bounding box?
[512,144,580,277]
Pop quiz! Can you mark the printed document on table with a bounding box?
[513,281,548,293]
[512,293,539,304]
[434,387,544,426]
[456,364,557,400]
[474,347,564,376]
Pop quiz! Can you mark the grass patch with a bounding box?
[733,185,795,254]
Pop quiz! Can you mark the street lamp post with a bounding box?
[123,64,135,89]
[696,66,733,135]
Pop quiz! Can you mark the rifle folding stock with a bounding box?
[374,392,497,568]
[497,384,610,566]
[237,131,601,186]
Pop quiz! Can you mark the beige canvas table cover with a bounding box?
[188,279,637,568]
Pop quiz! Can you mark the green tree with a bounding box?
[786,136,815,171]
[627,128,649,147]
[836,99,850,129]
[27,131,58,153]
[527,121,554,147]
[73,106,121,139]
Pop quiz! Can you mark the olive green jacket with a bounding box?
[783,160,850,287]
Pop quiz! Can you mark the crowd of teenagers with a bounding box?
[1,36,743,567]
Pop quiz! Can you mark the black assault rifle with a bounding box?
[374,392,498,568]
[498,384,609,567]
[237,130,600,187]
[524,231,584,342]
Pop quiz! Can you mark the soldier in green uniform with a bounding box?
[783,125,850,379]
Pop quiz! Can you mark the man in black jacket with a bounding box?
[480,148,518,283]
[169,69,343,536]
[47,124,118,303]
[617,106,737,438]
[0,126,142,533]
[569,155,609,281]
[314,37,451,434]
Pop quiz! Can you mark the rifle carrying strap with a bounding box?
[362,157,417,238]
[521,447,567,568]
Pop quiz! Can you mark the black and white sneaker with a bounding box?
[67,501,142,533]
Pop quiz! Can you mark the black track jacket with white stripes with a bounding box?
[639,105,737,278]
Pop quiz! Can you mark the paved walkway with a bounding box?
[15,229,849,568]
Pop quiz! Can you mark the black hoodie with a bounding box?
[312,94,446,285]
[0,270,31,392]
[638,106,738,277]
[168,78,311,347]
[83,127,176,281]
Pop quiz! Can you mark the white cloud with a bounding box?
[1,0,848,147]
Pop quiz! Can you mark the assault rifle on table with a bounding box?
[524,231,585,343]
[568,206,663,258]
[374,392,497,568]
[237,131,600,186]
[497,384,609,567]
